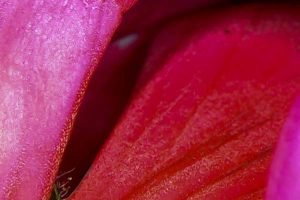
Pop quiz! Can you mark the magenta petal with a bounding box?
[0,0,136,199]
[267,97,300,200]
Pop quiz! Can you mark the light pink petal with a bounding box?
[267,97,300,199]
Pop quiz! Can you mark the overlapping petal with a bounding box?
[57,33,149,195]
[1,1,300,200]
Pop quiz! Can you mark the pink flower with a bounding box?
[0,1,299,199]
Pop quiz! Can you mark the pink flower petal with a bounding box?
[267,97,300,200]
[0,0,136,199]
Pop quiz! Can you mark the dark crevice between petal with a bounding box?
[52,37,152,198]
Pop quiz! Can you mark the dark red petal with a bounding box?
[70,4,300,200]
[0,0,136,199]
[116,0,138,12]
[116,0,227,38]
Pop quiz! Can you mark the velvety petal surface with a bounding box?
[0,0,136,199]
[70,4,300,200]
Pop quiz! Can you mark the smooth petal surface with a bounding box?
[0,0,136,199]
[266,97,300,200]
[71,4,300,200]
